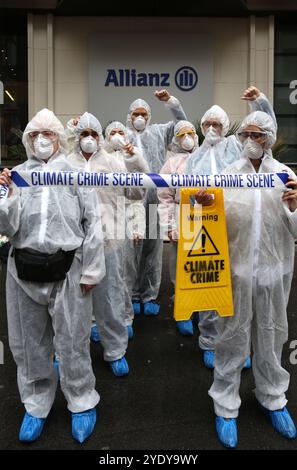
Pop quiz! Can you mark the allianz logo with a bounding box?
[105,66,198,91]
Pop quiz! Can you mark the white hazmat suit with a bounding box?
[126,96,187,306]
[104,121,148,329]
[0,109,105,418]
[186,93,277,352]
[69,113,148,362]
[209,111,297,418]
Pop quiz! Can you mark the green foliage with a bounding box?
[271,137,289,161]
[7,128,26,162]
[226,122,241,137]
[10,128,24,140]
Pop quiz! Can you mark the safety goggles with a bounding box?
[80,130,99,138]
[29,130,57,139]
[203,121,222,130]
[176,130,196,138]
[238,131,267,140]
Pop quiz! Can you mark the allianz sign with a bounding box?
[104,67,198,92]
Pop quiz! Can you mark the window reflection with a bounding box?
[0,13,28,168]
[274,16,297,164]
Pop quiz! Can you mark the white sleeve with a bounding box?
[78,188,106,285]
[123,147,149,173]
[123,148,148,201]
[283,203,297,238]
[126,200,146,239]
[249,93,277,130]
[158,96,188,147]
[0,192,21,238]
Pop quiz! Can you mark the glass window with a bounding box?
[0,12,28,169]
[275,56,297,86]
[274,15,297,164]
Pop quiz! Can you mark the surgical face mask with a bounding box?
[110,133,126,150]
[80,136,98,153]
[242,137,264,160]
[204,125,222,145]
[181,135,195,151]
[133,116,146,131]
[34,134,55,160]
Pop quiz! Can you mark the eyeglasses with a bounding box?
[203,122,222,130]
[29,130,57,139]
[80,130,99,138]
[176,130,195,138]
[238,131,267,140]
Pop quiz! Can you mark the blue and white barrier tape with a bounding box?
[0,170,290,201]
[0,185,9,200]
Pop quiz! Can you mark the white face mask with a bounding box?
[80,136,98,154]
[204,125,222,145]
[181,135,195,151]
[34,135,55,160]
[242,138,264,160]
[133,116,146,131]
[110,133,126,150]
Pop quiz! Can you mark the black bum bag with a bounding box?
[13,247,76,283]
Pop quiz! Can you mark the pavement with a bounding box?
[0,242,297,450]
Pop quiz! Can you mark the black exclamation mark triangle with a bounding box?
[201,233,206,253]
[188,225,219,257]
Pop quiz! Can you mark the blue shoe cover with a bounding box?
[127,325,134,340]
[143,301,160,316]
[203,350,215,369]
[176,320,194,336]
[215,416,238,448]
[19,412,46,442]
[132,300,141,315]
[110,357,129,377]
[72,408,97,444]
[90,324,100,343]
[268,407,297,439]
[243,356,251,369]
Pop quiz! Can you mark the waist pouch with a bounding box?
[13,248,76,283]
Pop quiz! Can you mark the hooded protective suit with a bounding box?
[158,120,199,285]
[0,108,105,418]
[187,93,276,175]
[104,121,148,327]
[126,96,187,304]
[185,93,277,351]
[209,111,297,418]
[68,113,148,360]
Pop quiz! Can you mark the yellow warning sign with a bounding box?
[174,188,234,320]
[188,225,219,257]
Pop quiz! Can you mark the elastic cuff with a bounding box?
[123,153,139,165]
[213,402,239,419]
[80,275,98,285]
[254,390,288,412]
[104,351,127,362]
[67,390,100,414]
[165,96,180,108]
[24,407,51,420]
